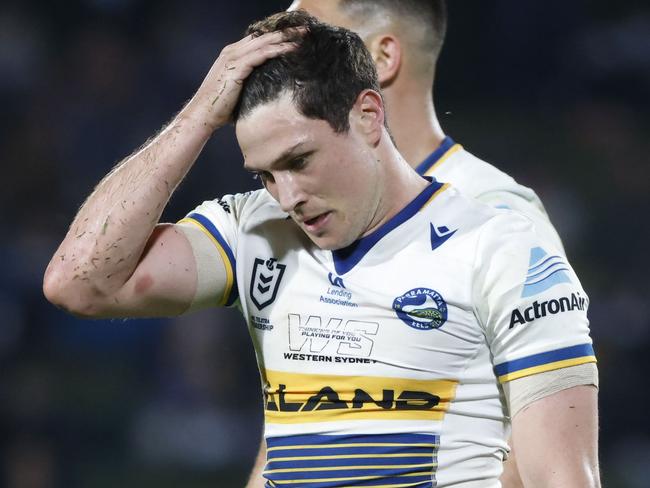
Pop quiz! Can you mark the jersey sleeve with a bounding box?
[473,212,596,384]
[177,193,251,308]
[476,190,566,255]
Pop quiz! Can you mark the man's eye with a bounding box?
[290,156,308,171]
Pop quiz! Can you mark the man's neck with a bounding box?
[361,136,430,239]
[383,81,446,168]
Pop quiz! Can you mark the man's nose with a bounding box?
[275,172,306,213]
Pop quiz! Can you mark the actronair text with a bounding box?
[509,292,587,329]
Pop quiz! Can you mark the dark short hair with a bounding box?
[234,10,381,133]
[339,0,447,68]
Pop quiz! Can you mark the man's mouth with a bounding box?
[302,211,332,233]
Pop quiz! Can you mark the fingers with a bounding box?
[217,29,302,84]
[226,41,298,79]
[190,28,305,131]
[225,28,305,61]
[220,27,308,79]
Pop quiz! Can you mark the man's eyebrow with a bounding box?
[244,142,309,172]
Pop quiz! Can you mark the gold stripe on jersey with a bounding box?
[264,462,435,474]
[263,370,458,424]
[498,356,597,382]
[267,454,434,462]
[423,144,463,177]
[420,183,451,210]
[268,472,433,485]
[266,442,438,452]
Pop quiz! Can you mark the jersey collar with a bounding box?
[332,178,444,275]
[414,136,456,176]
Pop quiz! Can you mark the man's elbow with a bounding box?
[43,264,106,318]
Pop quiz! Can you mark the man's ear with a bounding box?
[351,89,385,145]
[367,34,402,87]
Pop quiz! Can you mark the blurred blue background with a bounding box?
[1,0,648,486]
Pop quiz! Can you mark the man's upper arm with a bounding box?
[104,223,201,318]
[80,192,244,319]
[118,210,240,319]
[511,385,601,487]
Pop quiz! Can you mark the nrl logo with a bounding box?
[250,258,287,311]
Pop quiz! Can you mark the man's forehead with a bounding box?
[237,97,322,170]
[237,92,300,139]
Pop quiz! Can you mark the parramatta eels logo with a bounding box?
[393,288,448,330]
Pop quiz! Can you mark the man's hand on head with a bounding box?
[184,29,302,134]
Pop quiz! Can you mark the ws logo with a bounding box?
[288,314,378,357]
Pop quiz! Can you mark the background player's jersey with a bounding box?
[416,137,564,253]
[180,181,595,487]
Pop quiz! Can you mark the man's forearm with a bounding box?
[44,103,212,313]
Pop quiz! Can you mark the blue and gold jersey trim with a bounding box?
[415,137,462,177]
[332,179,446,275]
[264,433,438,487]
[177,212,238,306]
[420,183,450,211]
[494,343,596,383]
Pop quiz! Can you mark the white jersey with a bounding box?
[180,179,595,488]
[416,137,564,253]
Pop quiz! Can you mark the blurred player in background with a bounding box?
[246,2,566,486]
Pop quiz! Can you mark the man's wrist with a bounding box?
[181,94,227,137]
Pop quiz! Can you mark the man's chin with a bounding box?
[305,232,356,251]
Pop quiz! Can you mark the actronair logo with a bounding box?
[522,247,571,298]
[509,292,587,329]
